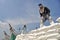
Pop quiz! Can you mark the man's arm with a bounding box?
[9,23,15,31]
[9,24,13,30]
[39,9,42,17]
[45,7,50,16]
[45,7,50,13]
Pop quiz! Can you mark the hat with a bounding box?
[38,3,42,6]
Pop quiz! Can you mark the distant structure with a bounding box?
[3,31,10,40]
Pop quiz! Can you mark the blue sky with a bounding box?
[0,0,60,40]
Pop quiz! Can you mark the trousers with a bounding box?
[40,15,54,27]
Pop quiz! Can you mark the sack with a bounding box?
[10,33,16,40]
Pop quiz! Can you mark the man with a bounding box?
[9,24,15,32]
[38,4,54,27]
[3,31,10,40]
[9,24,16,40]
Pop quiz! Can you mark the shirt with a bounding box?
[39,7,50,17]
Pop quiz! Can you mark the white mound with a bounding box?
[15,23,60,40]
[56,17,60,23]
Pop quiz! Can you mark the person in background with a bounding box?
[3,31,10,40]
[9,24,16,40]
[22,25,27,34]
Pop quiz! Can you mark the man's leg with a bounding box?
[40,17,45,27]
[48,16,54,25]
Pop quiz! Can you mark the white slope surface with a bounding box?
[15,23,60,40]
[56,17,60,23]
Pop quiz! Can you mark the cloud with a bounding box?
[0,21,8,28]
[0,0,6,4]
[0,14,40,30]
[0,0,41,29]
[6,17,40,26]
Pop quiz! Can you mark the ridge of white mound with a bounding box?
[15,23,60,40]
[56,17,60,23]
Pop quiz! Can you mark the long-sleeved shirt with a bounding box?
[39,7,50,17]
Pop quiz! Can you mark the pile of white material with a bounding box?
[15,23,60,40]
[15,17,60,40]
[56,17,60,23]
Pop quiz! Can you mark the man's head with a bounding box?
[3,31,7,35]
[38,4,44,9]
[24,25,26,28]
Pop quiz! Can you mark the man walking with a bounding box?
[38,4,54,27]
